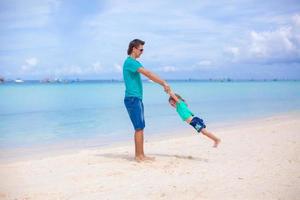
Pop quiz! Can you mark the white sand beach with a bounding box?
[0,112,300,200]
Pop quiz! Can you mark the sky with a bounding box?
[0,0,300,80]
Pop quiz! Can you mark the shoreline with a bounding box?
[1,110,299,164]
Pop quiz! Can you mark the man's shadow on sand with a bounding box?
[94,153,209,162]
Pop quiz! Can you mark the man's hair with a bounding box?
[127,39,145,55]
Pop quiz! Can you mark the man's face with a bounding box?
[133,45,144,58]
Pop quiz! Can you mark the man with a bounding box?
[123,39,171,162]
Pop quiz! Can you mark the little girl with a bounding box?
[168,91,221,147]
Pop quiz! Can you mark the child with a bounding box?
[168,91,221,148]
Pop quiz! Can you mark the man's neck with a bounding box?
[130,54,137,59]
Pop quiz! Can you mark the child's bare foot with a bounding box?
[213,138,221,148]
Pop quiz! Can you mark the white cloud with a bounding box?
[21,65,29,71]
[42,62,122,77]
[21,57,39,71]
[81,0,223,62]
[114,64,122,73]
[68,66,83,75]
[53,65,83,76]
[0,0,61,29]
[157,61,215,73]
[92,62,104,73]
[25,57,38,66]
[197,60,212,66]
[249,27,296,58]
[0,0,61,55]
[292,14,300,27]
[225,13,300,63]
[224,47,240,58]
[191,60,216,70]
[158,66,178,72]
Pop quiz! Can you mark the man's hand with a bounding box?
[163,82,171,94]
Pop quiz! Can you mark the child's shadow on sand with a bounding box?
[94,153,208,162]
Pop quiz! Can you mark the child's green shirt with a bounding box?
[176,100,194,121]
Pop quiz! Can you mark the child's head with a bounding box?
[168,93,185,108]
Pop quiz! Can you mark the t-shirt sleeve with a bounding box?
[128,59,143,72]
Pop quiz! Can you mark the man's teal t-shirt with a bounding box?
[176,100,194,121]
[123,56,143,99]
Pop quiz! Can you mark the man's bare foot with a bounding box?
[135,155,155,163]
[213,138,221,148]
[134,156,143,163]
[141,156,155,161]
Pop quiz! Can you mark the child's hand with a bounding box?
[168,90,179,102]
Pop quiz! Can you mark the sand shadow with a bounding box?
[95,153,208,162]
[94,153,134,161]
[151,153,209,162]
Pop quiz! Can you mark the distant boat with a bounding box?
[15,78,24,83]
[40,78,51,83]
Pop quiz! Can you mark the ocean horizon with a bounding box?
[1,79,300,83]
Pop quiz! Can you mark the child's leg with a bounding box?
[201,128,221,147]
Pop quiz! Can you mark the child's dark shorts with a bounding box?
[189,116,206,133]
[124,97,145,131]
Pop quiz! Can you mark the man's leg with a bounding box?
[134,129,144,158]
[134,129,155,162]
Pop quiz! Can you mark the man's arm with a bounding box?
[138,67,170,93]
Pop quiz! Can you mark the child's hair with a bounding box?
[169,93,186,103]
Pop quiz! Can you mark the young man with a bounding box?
[123,39,170,162]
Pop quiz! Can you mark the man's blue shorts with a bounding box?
[190,116,206,133]
[124,97,145,131]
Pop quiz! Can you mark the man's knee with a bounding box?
[135,129,144,134]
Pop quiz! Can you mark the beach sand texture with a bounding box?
[0,113,299,200]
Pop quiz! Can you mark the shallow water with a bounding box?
[1,81,299,150]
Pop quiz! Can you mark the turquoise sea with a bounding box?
[1,81,300,153]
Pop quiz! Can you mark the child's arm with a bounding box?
[168,90,180,102]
